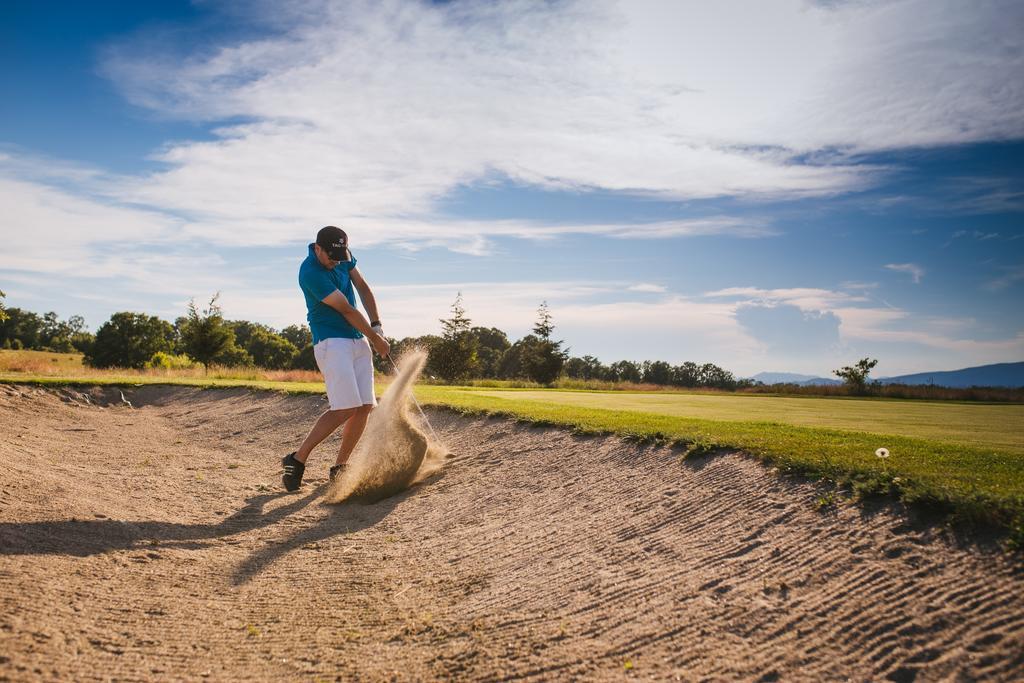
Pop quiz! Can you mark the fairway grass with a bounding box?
[467,389,1024,454]
[3,373,1022,534]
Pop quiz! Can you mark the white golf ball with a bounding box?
[876,447,890,458]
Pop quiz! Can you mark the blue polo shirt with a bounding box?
[298,243,363,344]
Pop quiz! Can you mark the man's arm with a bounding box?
[349,267,380,324]
[321,290,390,357]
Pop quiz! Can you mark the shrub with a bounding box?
[146,351,196,370]
[213,343,255,367]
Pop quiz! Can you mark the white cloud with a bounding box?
[86,0,1022,248]
[627,283,667,293]
[0,168,267,318]
[701,283,1024,371]
[0,175,182,275]
[884,263,925,284]
[703,286,868,310]
[353,216,772,256]
[5,0,1019,258]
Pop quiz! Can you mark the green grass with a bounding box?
[3,370,1023,534]
[463,389,1024,454]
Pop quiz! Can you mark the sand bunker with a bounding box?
[325,349,447,503]
[1,384,1022,681]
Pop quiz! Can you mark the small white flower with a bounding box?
[876,447,890,459]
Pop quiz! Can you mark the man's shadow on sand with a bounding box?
[0,479,437,585]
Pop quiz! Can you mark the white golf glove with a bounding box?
[371,322,384,338]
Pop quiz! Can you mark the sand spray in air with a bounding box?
[325,349,447,503]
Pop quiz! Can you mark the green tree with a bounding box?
[834,357,879,393]
[221,320,299,369]
[0,290,7,323]
[517,337,560,385]
[227,320,275,351]
[533,301,555,339]
[0,307,43,349]
[38,311,79,352]
[183,315,250,367]
[429,293,479,383]
[565,355,606,380]
[180,295,236,372]
[280,324,312,349]
[291,344,317,371]
[66,315,95,355]
[670,361,699,387]
[608,360,642,383]
[642,360,673,385]
[472,326,511,352]
[247,327,299,369]
[698,362,737,390]
[470,326,510,378]
[497,336,532,379]
[85,312,175,368]
[282,324,317,371]
[520,302,568,385]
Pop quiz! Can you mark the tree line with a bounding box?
[387,294,748,389]
[0,293,317,372]
[0,291,747,388]
[0,297,95,354]
[3,291,1017,400]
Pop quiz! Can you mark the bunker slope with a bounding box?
[0,384,1021,681]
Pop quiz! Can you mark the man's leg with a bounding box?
[295,407,356,463]
[335,404,373,465]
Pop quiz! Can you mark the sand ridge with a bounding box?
[0,384,1022,681]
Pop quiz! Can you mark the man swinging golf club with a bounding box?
[281,225,391,491]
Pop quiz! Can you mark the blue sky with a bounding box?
[1,0,1022,377]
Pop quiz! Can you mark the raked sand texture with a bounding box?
[0,384,1022,681]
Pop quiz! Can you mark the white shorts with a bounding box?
[313,337,377,411]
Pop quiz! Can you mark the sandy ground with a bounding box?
[1,384,1022,682]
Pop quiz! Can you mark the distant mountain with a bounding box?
[879,362,1024,388]
[749,372,842,386]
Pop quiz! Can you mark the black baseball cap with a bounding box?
[316,225,351,262]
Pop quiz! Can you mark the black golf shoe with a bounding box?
[329,463,347,483]
[281,452,305,492]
